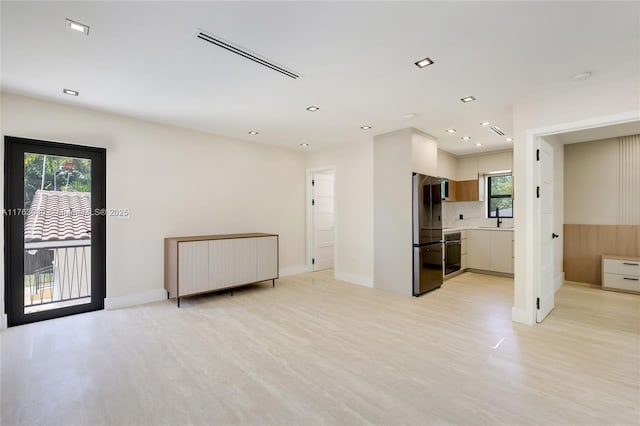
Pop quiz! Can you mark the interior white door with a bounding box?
[312,172,335,271]
[536,139,555,322]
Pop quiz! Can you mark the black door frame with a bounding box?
[4,136,106,327]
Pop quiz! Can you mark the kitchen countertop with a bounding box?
[443,226,514,233]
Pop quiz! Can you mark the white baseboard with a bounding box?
[104,288,167,310]
[0,314,7,330]
[335,271,373,288]
[279,265,307,277]
[512,306,534,325]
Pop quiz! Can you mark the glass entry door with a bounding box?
[5,137,106,327]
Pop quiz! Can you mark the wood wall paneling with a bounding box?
[563,224,640,285]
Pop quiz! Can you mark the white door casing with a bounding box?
[536,138,555,322]
[312,172,335,271]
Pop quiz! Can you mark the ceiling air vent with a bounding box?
[490,125,505,136]
[196,30,299,79]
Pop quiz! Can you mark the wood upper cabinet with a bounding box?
[448,180,458,201]
[455,180,479,201]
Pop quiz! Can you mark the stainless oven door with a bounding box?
[444,240,461,275]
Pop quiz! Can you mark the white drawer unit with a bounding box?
[601,255,640,295]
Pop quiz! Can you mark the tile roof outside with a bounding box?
[25,190,91,242]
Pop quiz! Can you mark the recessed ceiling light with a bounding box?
[461,136,471,141]
[446,129,456,134]
[65,18,89,35]
[474,143,483,147]
[306,106,319,112]
[505,137,513,142]
[460,96,476,103]
[571,71,592,82]
[360,126,372,130]
[63,88,79,96]
[248,131,259,135]
[299,143,309,147]
[402,112,418,119]
[480,121,491,126]
[414,57,434,69]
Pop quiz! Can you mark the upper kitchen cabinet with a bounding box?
[455,180,479,201]
[412,132,438,177]
[458,156,479,181]
[437,149,458,180]
[477,151,513,174]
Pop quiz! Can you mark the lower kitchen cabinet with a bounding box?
[461,231,468,269]
[467,229,513,274]
[468,230,491,270]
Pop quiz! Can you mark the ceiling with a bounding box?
[2,1,639,155]
[552,121,640,145]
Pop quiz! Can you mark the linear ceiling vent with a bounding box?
[490,125,505,136]
[196,30,299,79]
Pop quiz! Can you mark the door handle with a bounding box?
[552,233,559,239]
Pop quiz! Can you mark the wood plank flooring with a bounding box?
[1,271,638,426]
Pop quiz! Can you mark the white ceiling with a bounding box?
[2,1,639,155]
[552,121,640,145]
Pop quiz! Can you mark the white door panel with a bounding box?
[537,139,555,322]
[312,172,335,271]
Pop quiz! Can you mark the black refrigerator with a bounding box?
[412,173,443,296]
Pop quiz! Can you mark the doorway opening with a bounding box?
[306,167,336,272]
[519,112,640,325]
[4,136,106,327]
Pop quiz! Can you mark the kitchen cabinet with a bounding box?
[468,230,491,270]
[461,231,468,269]
[455,180,479,201]
[458,156,479,181]
[467,229,513,274]
[165,233,279,306]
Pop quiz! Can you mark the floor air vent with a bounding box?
[196,30,299,79]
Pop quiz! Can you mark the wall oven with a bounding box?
[444,232,461,275]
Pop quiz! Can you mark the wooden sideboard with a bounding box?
[164,233,279,306]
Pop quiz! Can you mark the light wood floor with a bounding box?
[1,271,638,426]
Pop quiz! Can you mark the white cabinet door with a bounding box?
[208,239,235,290]
[178,241,209,296]
[256,236,278,281]
[491,231,513,274]
[468,230,491,270]
[233,238,257,285]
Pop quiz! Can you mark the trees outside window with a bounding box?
[488,175,513,218]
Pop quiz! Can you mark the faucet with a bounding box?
[496,207,502,228]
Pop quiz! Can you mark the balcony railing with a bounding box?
[24,242,91,313]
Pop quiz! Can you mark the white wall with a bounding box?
[373,129,413,296]
[1,92,307,312]
[305,140,374,286]
[564,138,618,224]
[512,74,640,325]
